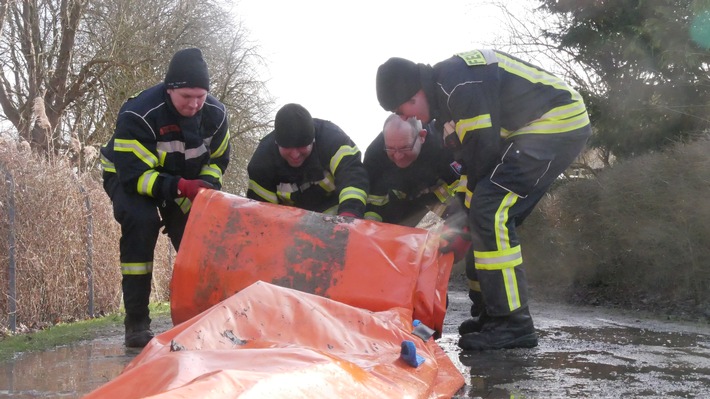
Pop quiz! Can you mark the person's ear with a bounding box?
[418,129,427,143]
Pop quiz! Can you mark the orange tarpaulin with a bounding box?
[170,191,452,335]
[84,191,464,398]
[84,282,464,398]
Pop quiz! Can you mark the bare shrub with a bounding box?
[0,137,173,330]
[523,136,710,319]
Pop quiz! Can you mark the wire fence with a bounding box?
[0,151,173,333]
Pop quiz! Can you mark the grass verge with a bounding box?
[0,302,170,362]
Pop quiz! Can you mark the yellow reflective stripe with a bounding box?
[174,197,192,213]
[468,279,481,292]
[473,245,523,270]
[121,262,154,275]
[457,175,468,192]
[433,182,452,202]
[317,172,336,192]
[474,246,523,311]
[456,114,492,143]
[137,170,159,196]
[391,190,407,200]
[158,150,167,166]
[364,211,382,222]
[367,194,389,206]
[503,266,522,310]
[100,154,116,173]
[278,191,294,205]
[339,186,367,205]
[330,145,360,174]
[248,179,278,203]
[496,52,574,95]
[200,164,223,183]
[502,101,590,137]
[494,192,518,250]
[114,139,158,168]
[211,129,230,158]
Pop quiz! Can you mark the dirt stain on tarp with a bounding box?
[272,213,349,296]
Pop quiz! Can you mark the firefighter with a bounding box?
[363,114,462,226]
[100,48,230,348]
[376,49,591,351]
[247,103,368,218]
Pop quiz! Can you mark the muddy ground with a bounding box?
[1,275,709,398]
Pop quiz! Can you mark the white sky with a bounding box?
[235,0,512,151]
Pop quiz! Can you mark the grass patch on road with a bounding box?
[0,302,170,362]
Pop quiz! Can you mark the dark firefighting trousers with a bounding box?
[103,173,188,324]
[465,127,591,317]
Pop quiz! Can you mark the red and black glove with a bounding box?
[438,225,472,263]
[177,178,214,201]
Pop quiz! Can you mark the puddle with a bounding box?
[0,336,138,398]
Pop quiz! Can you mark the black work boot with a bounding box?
[124,314,154,348]
[458,289,486,335]
[458,307,538,351]
[458,309,489,335]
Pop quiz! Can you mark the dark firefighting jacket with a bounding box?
[363,127,461,223]
[100,83,230,212]
[429,49,590,204]
[247,119,369,217]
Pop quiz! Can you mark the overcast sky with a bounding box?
[236,0,515,151]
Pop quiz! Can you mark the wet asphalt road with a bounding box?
[1,276,709,398]
[442,275,710,398]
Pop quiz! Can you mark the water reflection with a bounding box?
[0,336,134,398]
[451,326,710,398]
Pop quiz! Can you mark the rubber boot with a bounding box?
[458,289,486,335]
[122,274,154,348]
[124,314,154,348]
[458,306,538,351]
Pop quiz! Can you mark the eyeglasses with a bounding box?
[384,137,418,155]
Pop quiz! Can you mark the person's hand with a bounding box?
[439,225,471,263]
[177,178,214,201]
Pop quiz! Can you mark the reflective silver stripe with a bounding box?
[317,172,336,192]
[248,180,278,203]
[156,141,208,160]
[503,267,522,309]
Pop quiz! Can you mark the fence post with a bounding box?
[77,183,94,318]
[4,167,17,332]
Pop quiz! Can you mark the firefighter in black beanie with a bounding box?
[100,48,231,347]
[247,103,368,217]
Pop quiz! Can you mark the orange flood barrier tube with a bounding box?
[170,190,454,335]
[84,282,465,398]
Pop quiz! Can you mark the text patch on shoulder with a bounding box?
[456,50,487,66]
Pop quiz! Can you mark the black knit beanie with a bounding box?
[376,57,421,111]
[274,103,316,148]
[164,48,210,91]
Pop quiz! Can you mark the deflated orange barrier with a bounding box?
[84,282,465,398]
[170,190,453,335]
